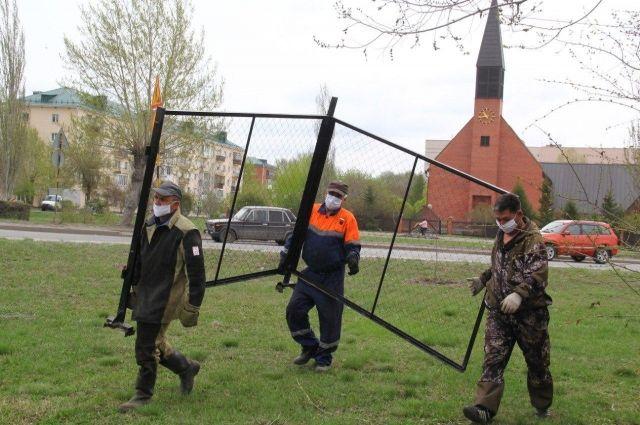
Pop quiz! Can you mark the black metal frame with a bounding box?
[105,103,506,372]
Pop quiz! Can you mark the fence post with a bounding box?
[284,97,338,273]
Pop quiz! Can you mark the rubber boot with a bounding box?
[118,362,156,413]
[118,390,151,413]
[160,351,200,395]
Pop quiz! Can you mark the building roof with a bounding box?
[247,156,276,170]
[24,87,87,108]
[424,140,632,166]
[24,87,122,112]
[541,162,640,213]
[529,146,632,164]
[423,139,450,172]
[476,0,504,68]
[204,130,243,150]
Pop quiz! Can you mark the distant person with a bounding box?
[279,181,361,371]
[119,181,206,413]
[413,219,431,236]
[464,193,553,423]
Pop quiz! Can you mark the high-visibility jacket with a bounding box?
[286,203,361,273]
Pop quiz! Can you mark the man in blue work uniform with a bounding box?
[280,181,361,372]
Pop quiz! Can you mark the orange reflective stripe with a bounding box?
[344,213,360,244]
[307,203,360,242]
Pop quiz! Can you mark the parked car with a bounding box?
[540,220,619,263]
[205,206,296,245]
[40,194,63,211]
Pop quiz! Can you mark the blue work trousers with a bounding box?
[286,268,345,366]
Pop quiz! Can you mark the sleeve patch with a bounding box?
[192,246,200,256]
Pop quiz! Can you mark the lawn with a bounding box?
[0,239,638,424]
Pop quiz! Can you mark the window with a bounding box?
[472,195,492,209]
[582,224,598,236]
[475,66,504,99]
[480,136,490,147]
[567,224,582,235]
[115,174,128,187]
[597,225,611,235]
[51,133,59,143]
[254,209,267,223]
[203,145,213,157]
[52,113,59,123]
[285,210,296,222]
[269,210,284,223]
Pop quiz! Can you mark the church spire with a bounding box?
[475,0,504,99]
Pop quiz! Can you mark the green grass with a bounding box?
[0,239,639,424]
[360,232,494,250]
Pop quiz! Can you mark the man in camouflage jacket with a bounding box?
[119,181,206,413]
[463,193,553,424]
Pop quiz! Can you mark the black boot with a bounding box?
[160,351,200,395]
[119,362,156,412]
[293,345,318,365]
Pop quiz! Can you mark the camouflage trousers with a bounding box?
[134,322,174,396]
[474,307,553,414]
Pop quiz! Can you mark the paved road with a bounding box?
[2,226,637,272]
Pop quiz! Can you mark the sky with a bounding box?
[19,0,639,156]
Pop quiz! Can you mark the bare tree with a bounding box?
[536,9,640,123]
[64,0,224,225]
[0,0,26,200]
[317,0,604,55]
[314,83,331,136]
[67,114,107,205]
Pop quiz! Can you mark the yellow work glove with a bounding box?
[467,277,485,296]
[179,301,200,327]
[500,293,522,314]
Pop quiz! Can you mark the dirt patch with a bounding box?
[405,277,462,286]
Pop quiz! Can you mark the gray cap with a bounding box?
[153,181,182,200]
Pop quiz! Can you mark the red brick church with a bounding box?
[427,0,543,222]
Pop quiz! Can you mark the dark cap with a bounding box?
[327,181,348,197]
[153,181,182,200]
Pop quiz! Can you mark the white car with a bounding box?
[41,194,62,211]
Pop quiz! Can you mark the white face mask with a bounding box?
[324,194,342,211]
[496,218,518,234]
[153,203,173,217]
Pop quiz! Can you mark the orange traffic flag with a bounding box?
[151,75,163,109]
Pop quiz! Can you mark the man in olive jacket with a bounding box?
[463,193,553,424]
[119,181,206,413]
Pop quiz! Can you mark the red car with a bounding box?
[540,220,619,263]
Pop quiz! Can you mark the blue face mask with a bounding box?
[324,194,342,211]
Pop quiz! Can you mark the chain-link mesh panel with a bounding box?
[159,113,321,285]
[313,123,497,364]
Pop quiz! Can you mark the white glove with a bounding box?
[500,292,522,314]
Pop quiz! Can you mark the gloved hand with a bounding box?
[126,288,137,309]
[179,301,200,327]
[467,277,485,296]
[500,292,522,314]
[347,252,359,276]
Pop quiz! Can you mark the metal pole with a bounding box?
[105,107,166,336]
[283,97,338,273]
[371,157,418,315]
[214,117,256,283]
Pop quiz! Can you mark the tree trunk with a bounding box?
[121,151,146,227]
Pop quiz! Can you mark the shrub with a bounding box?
[87,198,108,214]
[0,201,30,220]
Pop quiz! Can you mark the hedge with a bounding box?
[0,200,30,220]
